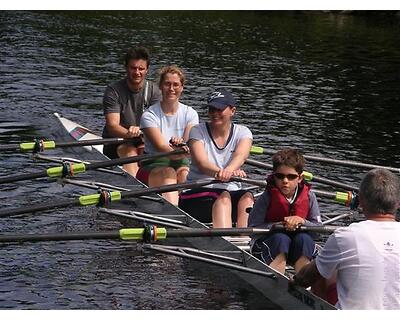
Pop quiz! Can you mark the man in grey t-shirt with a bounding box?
[102,46,161,176]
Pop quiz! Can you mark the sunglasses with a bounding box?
[273,172,300,181]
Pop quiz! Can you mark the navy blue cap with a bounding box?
[207,88,237,110]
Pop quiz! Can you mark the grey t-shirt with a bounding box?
[186,122,253,191]
[140,102,199,154]
[102,78,161,138]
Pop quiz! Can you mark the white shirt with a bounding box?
[186,122,252,191]
[316,220,400,310]
[140,102,199,154]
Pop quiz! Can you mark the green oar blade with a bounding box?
[20,141,56,152]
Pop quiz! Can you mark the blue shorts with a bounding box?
[251,232,318,265]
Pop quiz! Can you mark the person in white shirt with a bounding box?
[292,168,400,310]
[137,65,199,205]
[178,88,253,228]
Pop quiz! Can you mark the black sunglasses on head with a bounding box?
[273,172,300,181]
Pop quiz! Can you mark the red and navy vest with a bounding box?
[264,175,311,222]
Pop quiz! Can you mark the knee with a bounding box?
[117,144,138,157]
[160,167,177,179]
[150,167,177,182]
[293,233,313,245]
[270,233,291,245]
[239,192,254,206]
[217,191,231,205]
[176,167,189,182]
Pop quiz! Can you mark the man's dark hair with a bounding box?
[124,47,150,68]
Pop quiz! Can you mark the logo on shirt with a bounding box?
[384,241,394,252]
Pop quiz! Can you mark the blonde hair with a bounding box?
[158,65,186,87]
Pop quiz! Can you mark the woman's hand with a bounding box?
[169,136,186,147]
[214,168,247,182]
[232,169,246,177]
[214,169,232,182]
[169,136,189,160]
[283,216,305,231]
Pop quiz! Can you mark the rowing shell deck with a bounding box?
[53,112,335,310]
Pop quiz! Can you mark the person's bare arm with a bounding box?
[189,139,221,177]
[105,113,141,138]
[291,260,324,287]
[142,127,174,153]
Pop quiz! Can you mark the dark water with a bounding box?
[0,11,399,309]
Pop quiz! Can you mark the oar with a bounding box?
[250,146,400,174]
[245,158,359,191]
[0,137,141,152]
[231,177,358,208]
[0,225,339,244]
[0,178,218,218]
[0,149,186,184]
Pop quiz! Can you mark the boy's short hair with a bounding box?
[272,148,305,174]
[124,46,150,68]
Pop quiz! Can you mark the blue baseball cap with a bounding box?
[207,88,237,110]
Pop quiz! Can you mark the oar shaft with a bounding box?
[251,146,400,173]
[245,158,358,191]
[53,137,137,148]
[310,176,359,192]
[0,149,186,185]
[0,230,121,243]
[303,154,399,173]
[0,179,218,218]
[121,179,218,199]
[85,149,185,171]
[231,176,357,207]
[245,158,272,170]
[0,225,339,244]
[0,199,81,218]
[0,171,49,184]
[271,224,339,234]
[0,138,140,152]
[0,144,20,152]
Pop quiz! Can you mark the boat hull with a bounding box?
[53,113,335,310]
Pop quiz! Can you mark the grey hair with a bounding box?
[359,168,400,215]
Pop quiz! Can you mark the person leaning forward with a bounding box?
[136,65,199,206]
[178,88,254,228]
[292,168,400,310]
[102,46,161,176]
[248,148,322,275]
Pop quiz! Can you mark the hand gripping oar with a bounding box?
[231,177,359,208]
[0,137,142,153]
[245,158,359,192]
[250,146,400,174]
[0,225,340,244]
[0,149,186,184]
[0,178,218,218]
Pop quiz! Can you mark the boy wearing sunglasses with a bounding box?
[248,148,322,274]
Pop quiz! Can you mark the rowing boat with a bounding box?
[53,112,335,310]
